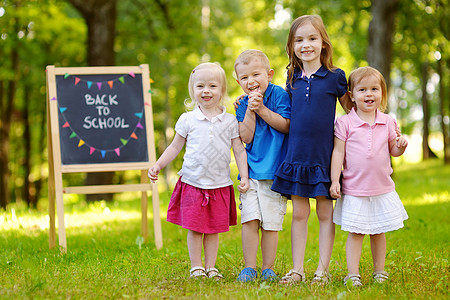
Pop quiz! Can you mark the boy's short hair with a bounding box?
[234,49,271,75]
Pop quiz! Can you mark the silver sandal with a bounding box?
[344,274,362,287]
[279,269,306,284]
[189,266,206,278]
[373,271,389,283]
[312,271,331,285]
[206,267,224,279]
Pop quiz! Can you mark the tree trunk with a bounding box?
[68,0,117,201]
[421,62,438,160]
[23,82,32,207]
[0,46,19,210]
[367,0,400,90]
[437,56,450,163]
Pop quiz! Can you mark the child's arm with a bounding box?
[338,92,352,114]
[232,137,250,193]
[239,107,257,144]
[389,135,408,157]
[329,137,345,199]
[148,133,186,183]
[249,91,290,133]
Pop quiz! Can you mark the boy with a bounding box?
[234,49,291,282]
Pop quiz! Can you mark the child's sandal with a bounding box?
[279,269,305,284]
[206,267,224,280]
[189,266,207,278]
[312,271,331,285]
[373,271,389,283]
[344,274,362,287]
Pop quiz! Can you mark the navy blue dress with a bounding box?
[271,66,348,199]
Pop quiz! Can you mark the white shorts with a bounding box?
[239,179,287,231]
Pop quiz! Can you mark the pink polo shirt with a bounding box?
[334,108,398,196]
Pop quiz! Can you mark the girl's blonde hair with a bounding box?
[185,62,227,109]
[348,66,388,112]
[286,15,335,88]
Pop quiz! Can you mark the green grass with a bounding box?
[1,160,449,299]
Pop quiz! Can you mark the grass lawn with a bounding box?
[1,159,449,299]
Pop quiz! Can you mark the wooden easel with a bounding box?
[46,65,162,252]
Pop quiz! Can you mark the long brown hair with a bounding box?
[286,15,335,88]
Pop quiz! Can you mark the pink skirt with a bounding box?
[167,178,237,234]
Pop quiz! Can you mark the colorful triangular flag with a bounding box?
[97,82,102,90]
[130,132,138,140]
[70,132,77,138]
[120,138,128,146]
[101,150,106,158]
[114,148,120,156]
[135,113,143,118]
[75,77,81,85]
[59,107,67,113]
[137,122,143,129]
[108,80,113,89]
[78,140,85,147]
[62,121,70,128]
[118,76,125,84]
[64,73,70,79]
[87,81,93,89]
[129,72,135,78]
[90,147,95,155]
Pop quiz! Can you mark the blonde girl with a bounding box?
[149,62,249,279]
[271,15,352,284]
[330,66,408,286]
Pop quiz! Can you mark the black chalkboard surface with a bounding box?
[55,72,148,165]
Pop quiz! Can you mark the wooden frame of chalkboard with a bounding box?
[46,65,162,252]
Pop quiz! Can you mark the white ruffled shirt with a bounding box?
[175,106,240,189]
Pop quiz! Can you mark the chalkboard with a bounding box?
[55,73,148,165]
[46,65,163,252]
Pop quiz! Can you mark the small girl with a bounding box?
[271,15,352,284]
[330,66,408,286]
[148,62,250,279]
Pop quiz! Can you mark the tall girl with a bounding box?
[330,66,408,286]
[272,15,352,284]
[148,62,249,279]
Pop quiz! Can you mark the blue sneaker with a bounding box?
[237,267,257,282]
[261,269,278,282]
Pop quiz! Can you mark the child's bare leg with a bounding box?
[242,220,260,269]
[370,233,386,272]
[204,233,219,269]
[261,229,278,270]
[291,195,310,273]
[187,230,203,268]
[315,196,335,273]
[346,232,364,274]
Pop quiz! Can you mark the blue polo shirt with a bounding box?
[236,83,291,180]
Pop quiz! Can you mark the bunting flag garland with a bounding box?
[62,72,136,90]
[58,103,145,158]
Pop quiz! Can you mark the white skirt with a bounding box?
[333,190,408,235]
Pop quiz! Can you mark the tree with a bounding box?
[67,0,117,201]
[367,0,400,90]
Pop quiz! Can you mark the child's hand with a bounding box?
[148,165,161,183]
[237,177,250,193]
[396,135,408,149]
[329,182,341,199]
[248,91,264,112]
[233,94,246,110]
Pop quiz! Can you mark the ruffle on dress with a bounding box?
[274,162,330,184]
[333,190,408,235]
